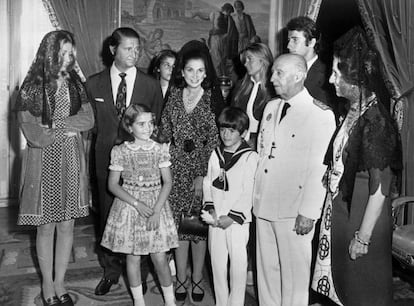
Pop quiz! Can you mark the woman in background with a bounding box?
[312,26,402,306]
[149,49,177,102]
[231,42,275,149]
[161,46,219,303]
[15,30,94,306]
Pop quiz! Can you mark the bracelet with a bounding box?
[354,231,370,246]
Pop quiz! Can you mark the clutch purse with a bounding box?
[178,197,208,237]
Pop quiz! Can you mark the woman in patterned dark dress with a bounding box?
[311,27,401,306]
[161,47,219,302]
[15,31,94,306]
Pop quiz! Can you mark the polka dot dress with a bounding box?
[34,82,88,225]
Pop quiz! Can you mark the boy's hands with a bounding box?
[201,210,234,229]
[201,210,216,225]
[217,216,233,229]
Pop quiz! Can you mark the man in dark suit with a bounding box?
[286,16,340,121]
[86,27,163,296]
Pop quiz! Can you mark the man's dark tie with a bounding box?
[116,72,127,120]
[279,102,290,122]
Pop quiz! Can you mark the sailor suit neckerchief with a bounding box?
[212,141,253,191]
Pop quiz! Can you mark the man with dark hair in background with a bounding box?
[286,16,339,120]
[86,27,163,296]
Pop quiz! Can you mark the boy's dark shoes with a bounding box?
[59,293,74,306]
[95,277,117,295]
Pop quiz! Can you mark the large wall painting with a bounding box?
[120,0,270,70]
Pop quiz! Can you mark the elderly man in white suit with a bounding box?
[253,53,336,306]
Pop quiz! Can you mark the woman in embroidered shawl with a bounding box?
[311,27,401,306]
[15,30,94,306]
[161,46,219,302]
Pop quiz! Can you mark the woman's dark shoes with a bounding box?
[174,276,188,301]
[59,293,74,306]
[191,278,205,302]
[42,295,60,306]
[95,277,116,295]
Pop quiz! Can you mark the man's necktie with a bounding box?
[279,102,290,122]
[116,72,127,120]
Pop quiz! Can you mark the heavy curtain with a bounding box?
[283,0,322,24]
[357,0,414,203]
[42,0,119,78]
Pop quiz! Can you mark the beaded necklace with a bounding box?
[183,87,204,113]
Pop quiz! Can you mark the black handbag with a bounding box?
[178,197,208,237]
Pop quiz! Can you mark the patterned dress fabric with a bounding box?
[34,82,88,225]
[101,140,179,255]
[312,100,401,306]
[161,87,219,241]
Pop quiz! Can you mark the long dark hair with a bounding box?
[148,49,177,80]
[15,30,88,127]
[24,30,77,86]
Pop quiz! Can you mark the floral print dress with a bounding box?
[101,140,178,255]
[161,87,219,241]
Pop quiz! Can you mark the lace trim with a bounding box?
[124,140,156,151]
[339,102,401,202]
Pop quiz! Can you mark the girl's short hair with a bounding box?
[218,107,249,134]
[120,104,156,141]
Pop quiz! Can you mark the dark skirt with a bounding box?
[331,172,393,306]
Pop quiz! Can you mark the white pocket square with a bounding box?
[95,98,104,102]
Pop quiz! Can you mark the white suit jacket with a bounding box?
[253,88,336,221]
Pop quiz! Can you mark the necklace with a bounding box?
[183,87,203,113]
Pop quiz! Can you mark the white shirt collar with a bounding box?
[307,55,318,71]
[250,76,262,86]
[110,64,137,79]
[110,64,137,106]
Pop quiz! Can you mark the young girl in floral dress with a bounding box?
[101,104,178,306]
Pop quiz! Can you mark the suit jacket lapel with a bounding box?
[130,69,141,104]
[101,69,119,120]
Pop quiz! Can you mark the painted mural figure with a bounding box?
[137,28,164,69]
[233,1,257,52]
[195,3,238,77]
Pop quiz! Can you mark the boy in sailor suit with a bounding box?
[202,107,258,306]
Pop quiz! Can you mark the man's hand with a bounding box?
[293,214,314,235]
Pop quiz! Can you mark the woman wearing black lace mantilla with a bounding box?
[311,26,402,306]
[15,31,94,306]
